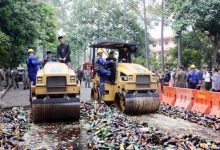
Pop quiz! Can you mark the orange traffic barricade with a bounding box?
[191,90,212,114]
[162,86,176,106]
[210,92,220,117]
[174,88,193,110]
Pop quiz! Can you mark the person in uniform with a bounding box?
[84,66,91,88]
[175,65,186,88]
[118,47,131,63]
[12,68,19,89]
[77,67,84,85]
[22,70,29,90]
[43,50,55,65]
[57,36,72,68]
[26,49,42,86]
[106,51,117,83]
[95,48,114,95]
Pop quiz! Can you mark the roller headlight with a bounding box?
[70,76,75,82]
[128,75,133,81]
[37,77,43,83]
[121,76,128,81]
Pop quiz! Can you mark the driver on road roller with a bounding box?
[95,48,114,96]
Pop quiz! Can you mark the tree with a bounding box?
[0,0,57,68]
[62,0,145,66]
[165,0,220,67]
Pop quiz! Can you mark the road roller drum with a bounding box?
[32,97,80,123]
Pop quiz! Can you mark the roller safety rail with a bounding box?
[158,84,220,117]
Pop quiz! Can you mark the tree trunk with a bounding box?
[212,37,220,68]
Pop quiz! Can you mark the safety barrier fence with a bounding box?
[159,86,220,118]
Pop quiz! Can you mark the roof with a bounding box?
[89,41,138,52]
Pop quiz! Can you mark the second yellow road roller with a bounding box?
[90,41,160,114]
[30,62,80,123]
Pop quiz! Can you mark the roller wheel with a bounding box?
[114,92,125,112]
[115,92,161,114]
[91,87,101,102]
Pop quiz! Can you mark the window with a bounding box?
[153,43,156,47]
[165,41,169,45]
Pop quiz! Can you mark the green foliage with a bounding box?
[182,49,202,68]
[0,0,57,68]
[133,56,146,67]
[62,0,145,66]
[165,0,220,66]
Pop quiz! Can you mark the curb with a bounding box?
[0,85,12,99]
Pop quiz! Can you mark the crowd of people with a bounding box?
[156,65,220,92]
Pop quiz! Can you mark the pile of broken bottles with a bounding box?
[81,102,220,150]
[0,107,31,149]
[159,104,220,130]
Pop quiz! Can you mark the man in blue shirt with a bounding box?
[95,48,114,95]
[26,49,42,86]
[187,64,199,89]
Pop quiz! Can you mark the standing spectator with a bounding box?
[203,67,212,91]
[197,68,203,90]
[57,36,72,68]
[164,69,171,86]
[187,64,199,89]
[84,67,91,88]
[77,67,84,85]
[5,69,10,88]
[211,68,220,92]
[22,70,29,90]
[12,68,19,89]
[175,65,186,88]
[169,68,176,87]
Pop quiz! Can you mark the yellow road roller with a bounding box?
[90,41,160,114]
[30,62,80,123]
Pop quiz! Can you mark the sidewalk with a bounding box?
[0,83,29,107]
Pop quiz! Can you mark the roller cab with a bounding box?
[90,41,160,114]
[31,62,80,123]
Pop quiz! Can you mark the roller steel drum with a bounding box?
[115,92,160,114]
[32,97,80,123]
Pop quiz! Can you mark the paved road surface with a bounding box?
[0,82,91,107]
[0,82,29,107]
[1,81,219,147]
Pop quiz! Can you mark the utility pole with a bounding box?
[161,0,165,74]
[143,0,150,68]
[177,31,182,66]
[77,49,80,68]
[123,0,127,42]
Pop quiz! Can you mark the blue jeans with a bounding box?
[28,74,36,86]
[98,69,111,94]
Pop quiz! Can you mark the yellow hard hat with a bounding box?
[191,64,195,69]
[97,48,103,54]
[27,49,34,54]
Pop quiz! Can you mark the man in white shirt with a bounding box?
[211,68,220,92]
[203,67,212,91]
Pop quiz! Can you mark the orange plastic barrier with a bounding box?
[209,92,220,117]
[162,86,176,106]
[174,88,193,110]
[191,90,212,114]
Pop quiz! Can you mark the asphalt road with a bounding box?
[0,81,219,149]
